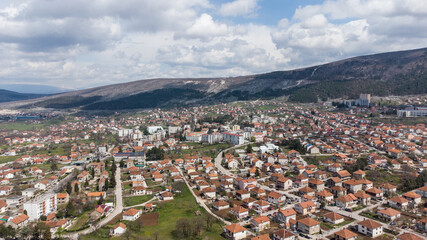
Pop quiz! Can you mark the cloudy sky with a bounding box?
[0,0,426,90]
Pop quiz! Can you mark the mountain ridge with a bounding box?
[2,47,427,110]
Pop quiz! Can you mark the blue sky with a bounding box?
[0,0,426,90]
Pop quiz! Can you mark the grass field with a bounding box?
[0,156,19,164]
[82,183,224,240]
[123,195,153,207]
[68,212,90,231]
[0,122,45,131]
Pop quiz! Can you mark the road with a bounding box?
[124,196,157,209]
[63,164,123,240]
[320,201,425,239]
[178,168,231,225]
[214,143,249,176]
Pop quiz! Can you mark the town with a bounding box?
[0,100,426,240]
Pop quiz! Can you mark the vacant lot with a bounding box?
[124,194,153,207]
[82,182,224,240]
[141,212,159,226]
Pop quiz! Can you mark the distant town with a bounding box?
[0,97,426,240]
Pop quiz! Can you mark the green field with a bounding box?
[82,183,224,240]
[0,122,45,131]
[0,156,19,164]
[124,195,153,207]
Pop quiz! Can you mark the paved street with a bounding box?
[63,165,123,240]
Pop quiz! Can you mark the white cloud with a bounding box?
[271,0,427,67]
[0,0,426,90]
[219,0,259,17]
[175,13,228,41]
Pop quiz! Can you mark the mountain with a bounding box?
[0,84,71,94]
[0,89,47,103]
[5,47,427,110]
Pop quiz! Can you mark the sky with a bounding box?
[0,0,426,90]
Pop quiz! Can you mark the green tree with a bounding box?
[66,182,72,195]
[120,159,125,168]
[246,145,253,153]
[50,162,58,171]
[74,183,79,193]
[65,201,76,217]
[43,228,52,240]
[56,227,64,239]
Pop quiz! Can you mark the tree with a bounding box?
[84,179,89,187]
[146,147,165,161]
[97,194,104,205]
[176,218,191,238]
[66,182,72,195]
[205,214,216,232]
[56,227,64,239]
[110,176,116,188]
[104,178,109,191]
[74,183,79,193]
[43,228,52,240]
[40,215,47,221]
[65,201,76,217]
[50,162,58,171]
[119,159,125,168]
[91,168,95,177]
[255,169,260,177]
[19,226,32,239]
[246,144,253,153]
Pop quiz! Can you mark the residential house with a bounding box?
[223,223,247,240]
[294,201,316,215]
[334,229,358,240]
[272,229,296,240]
[122,208,141,221]
[231,206,249,220]
[377,208,401,222]
[389,196,409,210]
[296,217,320,234]
[335,194,358,209]
[357,219,383,238]
[10,214,29,228]
[110,222,126,236]
[323,212,344,225]
[251,216,270,232]
[212,200,229,211]
[275,208,297,226]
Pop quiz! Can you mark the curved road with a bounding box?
[63,165,123,240]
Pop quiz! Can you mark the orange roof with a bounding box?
[358,219,382,229]
[114,222,126,230]
[87,192,105,197]
[123,208,140,216]
[297,217,319,227]
[324,212,344,221]
[224,223,246,233]
[252,216,270,224]
[334,229,358,239]
[402,191,421,199]
[11,214,29,225]
[397,233,424,240]
[56,193,68,199]
[278,208,296,216]
[297,200,315,208]
[251,234,270,240]
[378,208,401,217]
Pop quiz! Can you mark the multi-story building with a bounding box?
[23,193,57,221]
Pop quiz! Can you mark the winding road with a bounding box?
[63,164,123,240]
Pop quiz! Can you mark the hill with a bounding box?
[0,89,47,103]
[5,47,427,110]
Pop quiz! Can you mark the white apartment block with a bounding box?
[23,193,57,221]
